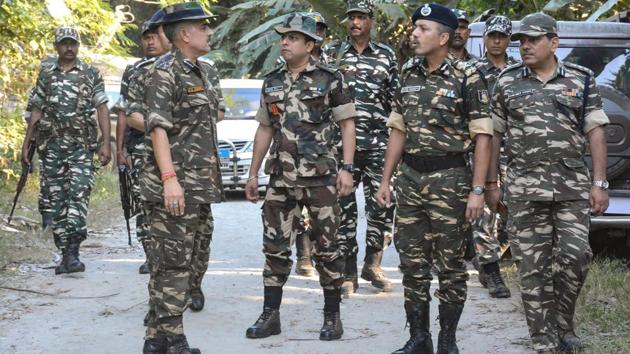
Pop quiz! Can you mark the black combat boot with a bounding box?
[392,301,434,354]
[65,237,85,273]
[165,334,201,354]
[320,288,343,340]
[341,254,359,297]
[483,262,511,298]
[361,246,392,291]
[139,239,150,274]
[54,247,69,275]
[436,303,464,354]
[559,331,584,353]
[190,288,205,312]
[295,230,315,276]
[246,286,282,339]
[143,336,166,354]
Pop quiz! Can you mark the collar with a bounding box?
[480,53,511,70]
[280,56,318,75]
[53,58,82,72]
[520,56,564,80]
[173,48,200,74]
[419,56,452,78]
[343,36,377,54]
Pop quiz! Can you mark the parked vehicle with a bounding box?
[468,20,630,256]
[217,79,269,189]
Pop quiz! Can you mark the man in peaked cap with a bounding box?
[21,26,110,275]
[323,0,400,297]
[140,2,223,353]
[244,12,356,341]
[376,3,493,353]
[450,8,477,63]
[115,10,171,277]
[470,14,519,300]
[487,12,609,354]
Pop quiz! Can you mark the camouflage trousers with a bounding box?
[507,199,592,351]
[144,203,214,339]
[472,206,503,265]
[394,163,471,304]
[40,140,95,249]
[126,139,147,242]
[262,185,344,291]
[337,149,394,256]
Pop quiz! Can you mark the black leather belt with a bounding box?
[403,154,467,174]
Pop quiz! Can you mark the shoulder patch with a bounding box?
[563,61,594,77]
[155,53,175,70]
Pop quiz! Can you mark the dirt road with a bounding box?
[0,194,532,354]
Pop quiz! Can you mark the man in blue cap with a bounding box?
[140,2,223,353]
[376,3,493,353]
[115,10,172,276]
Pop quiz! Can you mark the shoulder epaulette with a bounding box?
[133,56,158,70]
[498,61,524,78]
[155,52,175,70]
[263,63,283,77]
[323,39,341,52]
[374,41,395,55]
[315,61,337,74]
[401,56,421,73]
[563,61,594,77]
[198,57,215,66]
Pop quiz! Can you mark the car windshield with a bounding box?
[222,87,261,120]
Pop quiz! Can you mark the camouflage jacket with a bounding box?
[120,56,159,145]
[492,60,610,202]
[323,38,399,150]
[256,57,357,188]
[473,54,519,92]
[142,49,224,204]
[386,56,493,157]
[451,48,478,64]
[30,58,108,151]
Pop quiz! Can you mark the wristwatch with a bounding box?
[471,186,485,195]
[341,163,353,173]
[593,180,609,191]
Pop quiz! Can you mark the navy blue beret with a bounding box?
[412,3,458,30]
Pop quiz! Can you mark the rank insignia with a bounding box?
[436,88,456,98]
[562,89,583,98]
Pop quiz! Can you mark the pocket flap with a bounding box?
[561,157,585,169]
[508,95,535,110]
[556,95,582,109]
[300,88,326,100]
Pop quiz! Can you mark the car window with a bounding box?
[222,88,261,120]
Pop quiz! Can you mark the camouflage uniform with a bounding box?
[30,53,108,249]
[493,61,609,350]
[256,56,356,290]
[492,35,609,351]
[142,48,223,339]
[387,56,493,305]
[322,32,399,259]
[472,50,519,266]
[119,56,159,243]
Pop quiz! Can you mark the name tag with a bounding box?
[401,85,423,93]
[186,86,205,94]
[265,86,283,94]
[507,89,534,100]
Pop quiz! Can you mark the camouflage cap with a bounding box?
[346,0,373,15]
[452,9,470,23]
[55,27,80,44]
[511,12,557,41]
[161,2,216,25]
[484,15,512,36]
[274,12,322,41]
[305,11,328,28]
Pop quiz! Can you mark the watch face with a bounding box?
[472,186,484,195]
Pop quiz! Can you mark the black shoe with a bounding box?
[139,260,150,274]
[143,337,166,354]
[190,288,205,312]
[486,267,511,298]
[165,334,200,354]
[319,311,343,341]
[246,307,281,339]
[54,248,69,275]
[361,246,392,291]
[65,239,85,273]
[392,301,434,354]
[436,303,463,354]
[559,331,583,353]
